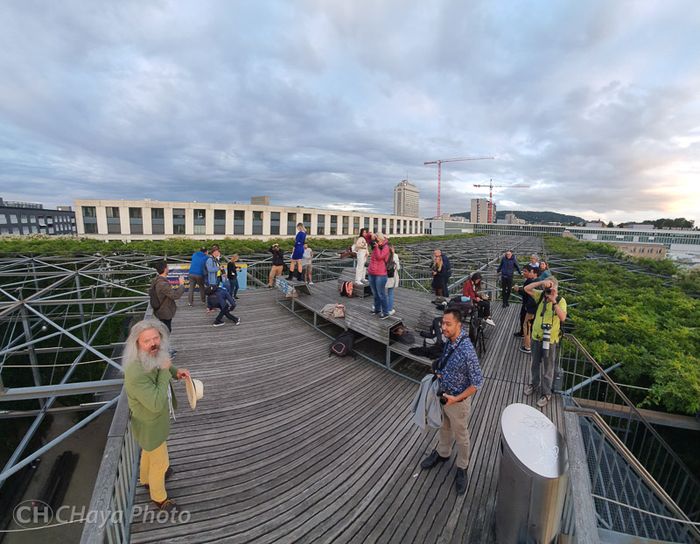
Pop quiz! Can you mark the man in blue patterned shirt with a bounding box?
[420,308,484,494]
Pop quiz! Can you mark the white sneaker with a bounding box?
[308,281,314,285]
[388,309,396,316]
[485,318,496,327]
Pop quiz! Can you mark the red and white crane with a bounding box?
[424,156,494,217]
[472,179,530,223]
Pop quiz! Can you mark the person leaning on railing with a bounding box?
[523,277,567,408]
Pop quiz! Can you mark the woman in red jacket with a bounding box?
[462,272,495,326]
[367,232,391,318]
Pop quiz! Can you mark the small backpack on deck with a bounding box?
[339,281,354,297]
[329,331,355,358]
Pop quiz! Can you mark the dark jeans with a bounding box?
[476,300,491,319]
[229,277,239,297]
[188,274,206,304]
[214,306,239,324]
[519,305,527,331]
[501,275,513,305]
[158,318,172,333]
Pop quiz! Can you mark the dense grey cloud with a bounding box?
[0,0,698,223]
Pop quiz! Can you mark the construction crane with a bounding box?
[424,156,494,217]
[473,179,530,223]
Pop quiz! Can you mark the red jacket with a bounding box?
[462,279,480,301]
[368,242,390,276]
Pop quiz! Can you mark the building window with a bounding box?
[214,209,226,235]
[252,211,263,235]
[270,211,280,235]
[0,215,6,225]
[21,215,28,223]
[303,213,311,226]
[330,215,338,235]
[381,218,387,234]
[353,217,360,234]
[233,210,245,235]
[317,214,325,235]
[106,207,121,234]
[389,219,394,235]
[287,212,297,235]
[129,207,143,235]
[342,216,349,236]
[193,208,206,235]
[364,217,370,229]
[373,218,379,233]
[173,208,186,235]
[84,223,97,234]
[151,208,164,234]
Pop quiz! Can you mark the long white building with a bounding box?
[75,199,424,240]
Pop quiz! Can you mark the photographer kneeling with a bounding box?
[523,277,567,408]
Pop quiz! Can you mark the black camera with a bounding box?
[544,287,552,296]
[436,388,447,405]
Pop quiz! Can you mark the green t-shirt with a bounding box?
[530,290,567,343]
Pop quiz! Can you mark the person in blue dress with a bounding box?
[288,223,306,281]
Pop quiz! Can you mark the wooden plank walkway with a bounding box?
[130,280,566,543]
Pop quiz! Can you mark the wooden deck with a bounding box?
[130,281,565,543]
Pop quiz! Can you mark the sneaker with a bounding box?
[485,318,496,327]
[455,468,468,495]
[234,318,241,325]
[354,281,364,286]
[524,384,536,396]
[519,346,531,354]
[387,309,396,316]
[370,308,379,314]
[308,281,314,285]
[420,450,449,470]
[213,321,225,327]
[380,313,391,319]
[537,395,551,408]
[513,331,523,337]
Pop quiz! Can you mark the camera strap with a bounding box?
[434,335,466,373]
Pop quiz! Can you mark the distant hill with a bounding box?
[451,210,586,225]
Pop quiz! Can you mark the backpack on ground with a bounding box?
[148,282,162,312]
[329,331,355,358]
[339,281,354,297]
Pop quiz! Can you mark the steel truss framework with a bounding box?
[0,253,171,487]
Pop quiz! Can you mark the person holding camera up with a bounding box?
[523,277,567,407]
[419,308,483,495]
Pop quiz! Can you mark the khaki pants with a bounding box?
[268,265,283,286]
[437,397,472,469]
[139,442,169,503]
[523,312,534,349]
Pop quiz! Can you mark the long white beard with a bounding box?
[138,348,169,372]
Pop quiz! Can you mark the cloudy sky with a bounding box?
[0,0,698,224]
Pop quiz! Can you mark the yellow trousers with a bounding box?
[139,442,169,503]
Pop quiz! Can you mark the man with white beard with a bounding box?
[123,319,190,511]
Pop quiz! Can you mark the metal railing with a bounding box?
[80,390,139,543]
[567,408,699,543]
[558,333,700,533]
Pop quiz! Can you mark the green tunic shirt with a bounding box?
[124,361,178,452]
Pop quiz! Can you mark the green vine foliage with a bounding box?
[546,236,700,415]
[0,233,479,257]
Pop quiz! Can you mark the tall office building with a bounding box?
[470,198,496,224]
[393,180,420,217]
